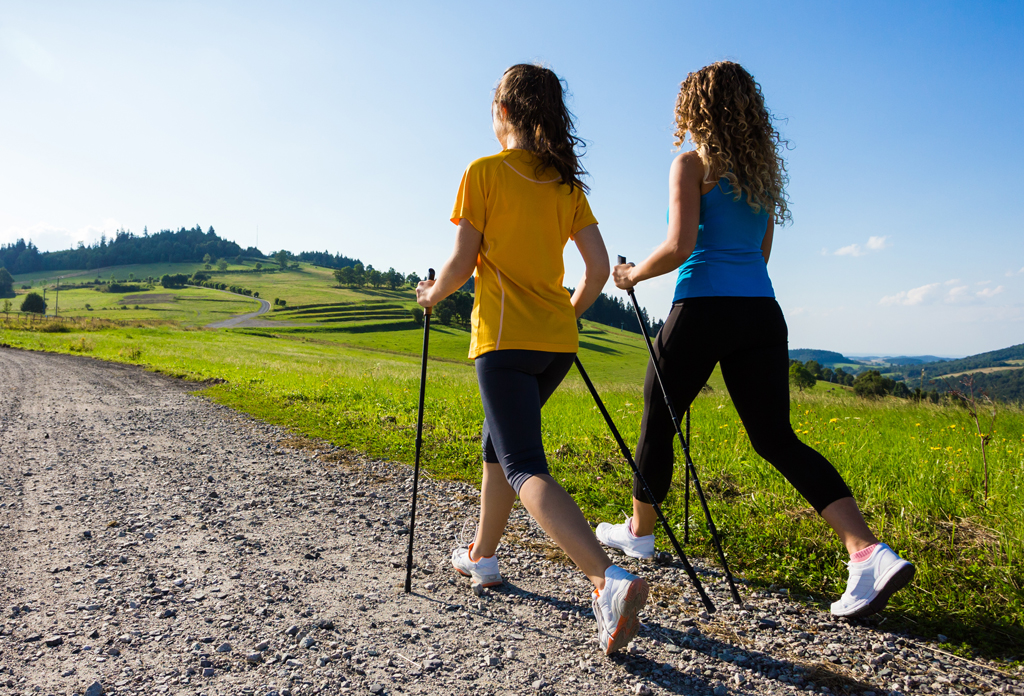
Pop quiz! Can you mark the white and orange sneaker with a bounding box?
[831,543,915,618]
[592,565,649,655]
[451,543,503,588]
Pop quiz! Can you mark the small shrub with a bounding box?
[21,292,46,314]
[38,322,70,333]
[84,304,92,310]
[411,307,424,325]
[118,345,142,361]
[68,337,95,353]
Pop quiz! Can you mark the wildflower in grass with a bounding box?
[829,418,839,423]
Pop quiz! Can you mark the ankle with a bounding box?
[849,542,879,562]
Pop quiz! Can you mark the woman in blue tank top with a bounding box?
[595,62,914,619]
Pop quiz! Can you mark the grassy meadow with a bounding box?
[3,262,1022,660]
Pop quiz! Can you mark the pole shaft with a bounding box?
[626,287,742,606]
[574,357,715,614]
[404,310,431,593]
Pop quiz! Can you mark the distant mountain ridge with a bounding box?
[788,348,857,366]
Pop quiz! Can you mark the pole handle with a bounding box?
[425,268,435,316]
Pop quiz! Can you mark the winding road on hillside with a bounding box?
[201,288,272,329]
[0,347,1015,696]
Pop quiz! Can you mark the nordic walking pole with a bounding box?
[405,268,435,594]
[685,408,691,544]
[574,356,716,614]
[618,256,742,606]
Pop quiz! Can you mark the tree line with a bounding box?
[0,226,260,274]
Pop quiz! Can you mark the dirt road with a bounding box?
[0,348,1014,696]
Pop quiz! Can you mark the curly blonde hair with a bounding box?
[674,61,791,224]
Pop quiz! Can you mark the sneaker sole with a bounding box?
[840,562,916,619]
[604,577,650,655]
[454,569,503,588]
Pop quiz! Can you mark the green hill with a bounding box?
[787,348,857,365]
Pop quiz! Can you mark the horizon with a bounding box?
[2,1,1021,356]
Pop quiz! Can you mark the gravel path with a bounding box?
[0,347,1019,696]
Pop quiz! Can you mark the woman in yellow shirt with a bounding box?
[417,64,648,655]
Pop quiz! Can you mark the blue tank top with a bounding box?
[672,178,775,301]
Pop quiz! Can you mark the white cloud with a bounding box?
[879,283,940,306]
[977,285,1005,298]
[976,280,991,285]
[833,235,890,257]
[944,278,961,285]
[834,244,863,257]
[946,285,970,302]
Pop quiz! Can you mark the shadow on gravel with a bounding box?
[642,619,879,695]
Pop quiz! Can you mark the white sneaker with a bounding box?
[596,517,655,560]
[592,565,649,655]
[451,543,503,588]
[831,543,915,618]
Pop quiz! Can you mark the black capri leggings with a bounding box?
[634,297,852,514]
[476,349,575,494]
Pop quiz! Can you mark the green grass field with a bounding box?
[2,261,1021,660]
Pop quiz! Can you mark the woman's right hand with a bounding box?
[416,279,436,308]
[612,262,636,290]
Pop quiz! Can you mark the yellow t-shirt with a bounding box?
[451,149,598,359]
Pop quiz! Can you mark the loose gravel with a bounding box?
[0,347,1020,696]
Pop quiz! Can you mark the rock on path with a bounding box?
[0,347,1019,696]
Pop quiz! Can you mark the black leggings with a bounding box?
[634,297,852,514]
[476,349,575,494]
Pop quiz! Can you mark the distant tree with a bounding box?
[406,272,421,287]
[0,267,14,297]
[21,292,46,314]
[410,307,424,326]
[203,253,212,266]
[160,273,189,288]
[217,258,228,271]
[352,263,365,287]
[451,291,474,324]
[386,268,402,290]
[789,362,816,391]
[274,249,290,269]
[892,381,912,398]
[2,298,11,319]
[821,367,835,383]
[435,303,453,325]
[255,262,263,271]
[366,269,383,288]
[334,267,354,287]
[853,370,894,398]
[805,360,823,380]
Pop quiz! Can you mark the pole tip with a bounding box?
[617,255,627,265]
[427,268,435,281]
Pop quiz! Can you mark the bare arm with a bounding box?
[569,224,610,319]
[761,216,774,263]
[416,219,482,307]
[613,152,703,289]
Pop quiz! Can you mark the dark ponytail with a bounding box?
[494,64,589,193]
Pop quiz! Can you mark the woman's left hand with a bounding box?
[612,262,636,290]
[416,279,436,308]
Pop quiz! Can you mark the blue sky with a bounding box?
[1,1,1021,356]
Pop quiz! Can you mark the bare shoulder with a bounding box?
[670,150,705,185]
